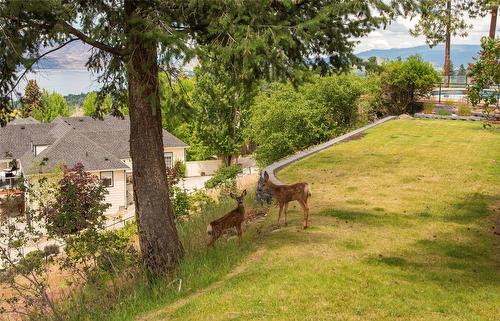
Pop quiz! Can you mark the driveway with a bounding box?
[178,176,213,192]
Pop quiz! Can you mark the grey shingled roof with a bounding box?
[21,131,128,175]
[0,123,54,159]
[7,117,40,126]
[60,116,188,149]
[0,116,187,175]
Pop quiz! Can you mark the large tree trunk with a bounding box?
[125,1,184,274]
[443,0,451,88]
[490,5,498,39]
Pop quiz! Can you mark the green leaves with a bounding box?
[380,55,438,114]
[32,90,70,122]
[467,37,500,113]
[247,75,365,166]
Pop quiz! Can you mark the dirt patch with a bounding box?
[342,132,365,142]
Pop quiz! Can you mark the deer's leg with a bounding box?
[298,200,310,229]
[236,223,243,244]
[277,203,283,225]
[283,203,289,226]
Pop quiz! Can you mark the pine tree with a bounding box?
[411,1,477,86]
[457,64,467,77]
[21,79,42,117]
[0,0,415,274]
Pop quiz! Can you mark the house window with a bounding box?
[164,152,173,168]
[100,171,114,187]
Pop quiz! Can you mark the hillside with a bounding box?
[356,44,481,68]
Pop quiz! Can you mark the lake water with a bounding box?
[18,69,100,96]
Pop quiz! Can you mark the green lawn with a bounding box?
[139,119,500,321]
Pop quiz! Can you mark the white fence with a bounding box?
[185,159,222,177]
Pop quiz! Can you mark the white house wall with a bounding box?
[185,159,222,177]
[90,169,127,215]
[121,147,186,173]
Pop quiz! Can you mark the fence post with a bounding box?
[438,83,442,103]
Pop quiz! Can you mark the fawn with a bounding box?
[207,190,247,247]
[262,171,311,229]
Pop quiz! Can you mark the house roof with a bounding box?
[21,132,128,175]
[0,116,188,175]
[6,117,40,126]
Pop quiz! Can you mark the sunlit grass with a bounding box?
[59,119,499,321]
[136,119,499,321]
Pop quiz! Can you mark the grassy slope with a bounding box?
[139,119,500,321]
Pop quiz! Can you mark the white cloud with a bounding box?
[354,14,495,53]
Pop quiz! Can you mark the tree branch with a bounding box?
[7,38,79,96]
[60,21,129,57]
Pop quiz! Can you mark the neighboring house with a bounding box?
[0,116,188,214]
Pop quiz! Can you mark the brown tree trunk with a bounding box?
[444,0,451,88]
[125,0,184,274]
[490,5,498,39]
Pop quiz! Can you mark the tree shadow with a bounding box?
[364,192,500,288]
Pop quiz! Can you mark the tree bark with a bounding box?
[444,0,452,87]
[490,5,498,39]
[125,0,184,274]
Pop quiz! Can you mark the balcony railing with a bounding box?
[0,176,20,190]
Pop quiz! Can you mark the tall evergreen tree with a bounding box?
[21,79,42,117]
[457,64,467,77]
[410,0,476,86]
[0,0,414,274]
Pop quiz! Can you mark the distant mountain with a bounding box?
[356,44,481,69]
[35,41,91,70]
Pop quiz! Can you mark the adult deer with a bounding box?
[262,171,311,228]
[207,190,247,247]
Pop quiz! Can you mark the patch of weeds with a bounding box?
[416,212,432,218]
[457,105,472,116]
[346,186,358,192]
[336,239,365,250]
[436,109,451,116]
[373,207,384,212]
[422,102,435,114]
[400,176,417,184]
[365,255,409,267]
[346,199,369,205]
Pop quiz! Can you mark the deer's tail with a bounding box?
[305,183,312,198]
[206,223,213,235]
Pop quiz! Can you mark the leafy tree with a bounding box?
[247,75,363,166]
[467,37,500,122]
[82,92,113,116]
[457,63,468,76]
[192,58,257,166]
[411,1,477,85]
[380,55,438,114]
[21,79,42,117]
[32,90,70,122]
[0,0,414,274]
[160,74,195,133]
[363,56,384,75]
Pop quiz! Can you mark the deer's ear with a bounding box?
[263,171,269,181]
[230,192,237,199]
[241,189,247,197]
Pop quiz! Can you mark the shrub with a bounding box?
[457,105,472,116]
[171,186,191,219]
[380,55,438,115]
[205,165,242,189]
[247,76,363,166]
[422,102,435,114]
[437,109,451,116]
[444,99,454,107]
